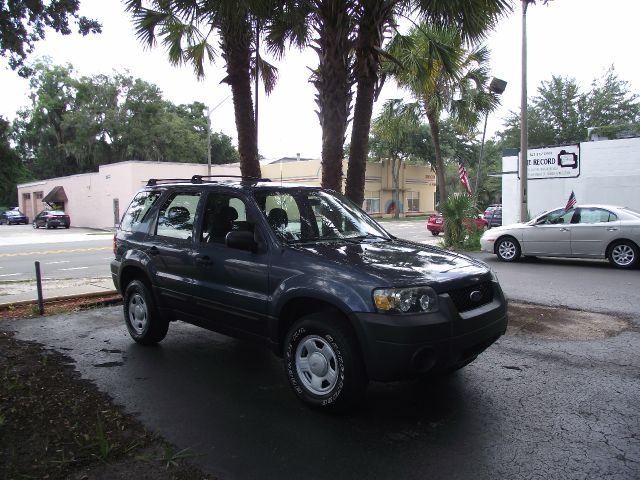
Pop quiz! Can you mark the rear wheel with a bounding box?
[431,231,439,236]
[608,241,639,269]
[284,313,368,411]
[496,237,521,262]
[123,279,168,345]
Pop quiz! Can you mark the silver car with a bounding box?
[480,204,640,269]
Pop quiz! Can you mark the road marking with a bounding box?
[0,273,22,277]
[45,260,70,265]
[0,246,111,257]
[58,266,89,271]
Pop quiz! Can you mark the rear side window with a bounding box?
[120,190,161,232]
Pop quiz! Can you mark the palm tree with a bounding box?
[345,0,511,207]
[266,0,356,192]
[125,0,278,179]
[386,23,500,207]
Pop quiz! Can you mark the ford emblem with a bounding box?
[469,290,483,302]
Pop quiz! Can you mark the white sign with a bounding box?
[522,144,580,179]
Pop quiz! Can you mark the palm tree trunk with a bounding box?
[391,156,401,219]
[220,23,261,179]
[314,0,353,192]
[346,0,392,206]
[426,109,447,207]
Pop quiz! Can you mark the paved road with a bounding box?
[4,307,639,480]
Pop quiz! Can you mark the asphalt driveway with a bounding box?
[3,305,639,480]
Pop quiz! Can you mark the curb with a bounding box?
[0,289,120,310]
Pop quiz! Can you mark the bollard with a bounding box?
[35,261,44,315]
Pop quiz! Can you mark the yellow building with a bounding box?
[261,158,437,217]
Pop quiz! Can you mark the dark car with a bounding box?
[486,207,502,228]
[32,210,70,229]
[111,176,508,411]
[427,213,488,236]
[0,209,28,225]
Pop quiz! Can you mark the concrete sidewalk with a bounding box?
[0,277,116,306]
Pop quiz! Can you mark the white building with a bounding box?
[17,161,240,229]
[501,137,640,225]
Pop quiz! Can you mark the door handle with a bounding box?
[148,246,160,255]
[559,228,570,232]
[195,254,213,266]
[607,227,618,231]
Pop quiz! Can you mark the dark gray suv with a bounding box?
[111,176,508,411]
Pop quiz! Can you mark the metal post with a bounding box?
[519,0,530,222]
[35,261,44,315]
[206,109,212,177]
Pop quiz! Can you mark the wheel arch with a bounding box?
[493,234,520,254]
[274,297,360,357]
[605,238,639,258]
[119,264,153,295]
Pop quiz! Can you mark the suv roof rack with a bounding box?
[146,175,271,186]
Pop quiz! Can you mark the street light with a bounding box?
[474,77,507,205]
[204,95,231,177]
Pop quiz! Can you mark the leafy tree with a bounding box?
[210,131,240,164]
[0,0,101,76]
[0,117,31,207]
[369,99,422,218]
[125,0,278,179]
[386,23,500,207]
[12,61,215,179]
[499,68,640,148]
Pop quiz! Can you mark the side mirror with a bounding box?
[226,230,257,252]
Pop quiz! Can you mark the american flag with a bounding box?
[565,190,576,210]
[458,161,472,195]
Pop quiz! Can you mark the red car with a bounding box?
[426,213,488,236]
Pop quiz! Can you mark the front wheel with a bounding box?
[32,222,38,229]
[123,279,168,345]
[284,313,368,411]
[496,236,521,262]
[608,241,639,269]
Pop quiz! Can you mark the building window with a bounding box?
[407,191,420,212]
[363,191,380,214]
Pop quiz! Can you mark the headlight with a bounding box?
[373,287,439,314]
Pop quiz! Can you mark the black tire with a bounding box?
[64,225,70,229]
[607,241,639,269]
[284,313,368,411]
[32,222,38,229]
[431,231,440,236]
[495,236,521,262]
[123,279,168,345]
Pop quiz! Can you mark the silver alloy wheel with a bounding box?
[128,293,148,335]
[498,240,517,260]
[295,335,339,395]
[611,244,635,266]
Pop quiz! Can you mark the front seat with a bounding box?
[267,208,289,237]
[208,206,238,243]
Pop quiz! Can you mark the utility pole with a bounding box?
[519,0,534,222]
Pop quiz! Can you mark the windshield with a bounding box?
[254,189,391,243]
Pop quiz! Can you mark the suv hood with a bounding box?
[291,238,490,290]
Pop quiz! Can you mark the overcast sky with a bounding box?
[2,0,639,160]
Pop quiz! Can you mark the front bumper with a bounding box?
[350,283,508,381]
[480,236,496,253]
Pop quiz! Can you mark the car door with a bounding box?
[144,190,202,311]
[570,207,620,257]
[189,191,270,337]
[35,211,47,227]
[521,208,576,256]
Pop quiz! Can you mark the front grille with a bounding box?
[447,281,493,313]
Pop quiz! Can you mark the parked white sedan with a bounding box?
[480,205,640,269]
